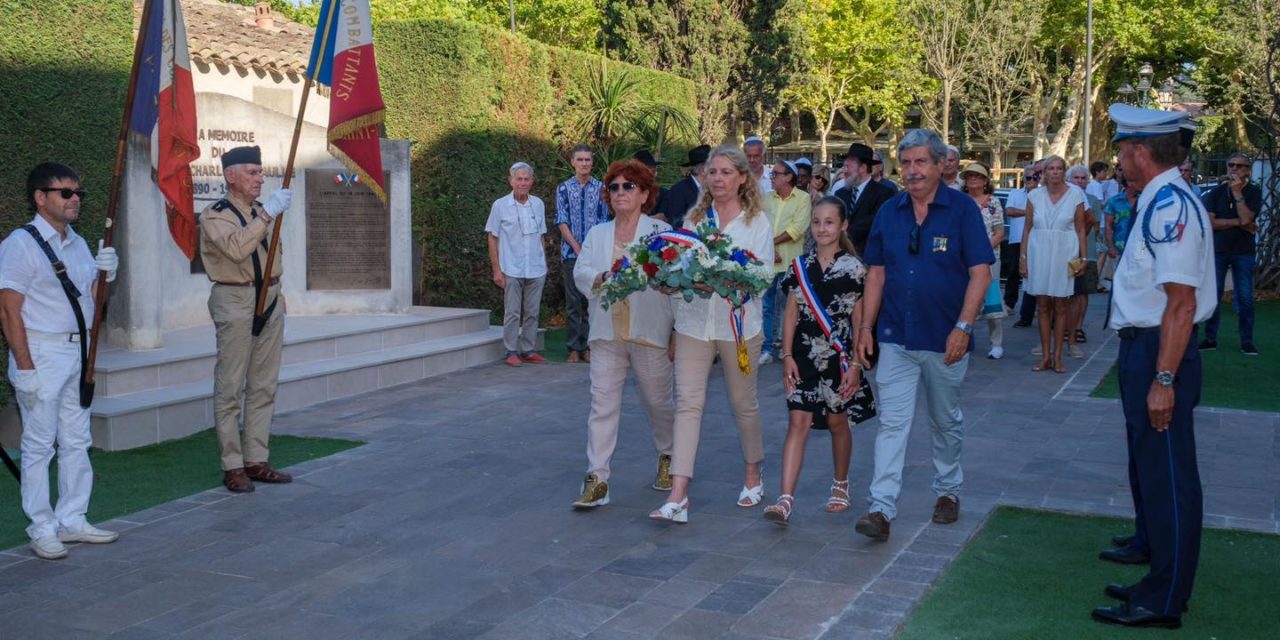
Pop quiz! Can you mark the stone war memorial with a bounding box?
[85,0,511,450]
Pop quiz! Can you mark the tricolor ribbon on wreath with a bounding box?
[703,209,753,376]
[791,256,850,373]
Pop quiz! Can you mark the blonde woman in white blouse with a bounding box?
[651,145,776,524]
[571,160,677,509]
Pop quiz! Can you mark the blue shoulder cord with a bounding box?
[1139,184,1205,256]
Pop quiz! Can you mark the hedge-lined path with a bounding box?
[2,298,1276,639]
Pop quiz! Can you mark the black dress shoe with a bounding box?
[1106,583,1191,611]
[1099,546,1149,565]
[1111,534,1133,547]
[1092,603,1181,629]
[1104,583,1133,602]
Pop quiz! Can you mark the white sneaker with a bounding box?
[988,347,1004,360]
[58,524,119,544]
[30,536,68,560]
[1031,346,1043,357]
[758,352,774,366]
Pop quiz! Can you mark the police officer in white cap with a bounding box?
[1091,104,1215,629]
[0,162,120,560]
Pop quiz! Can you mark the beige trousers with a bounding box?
[209,283,284,471]
[670,332,765,479]
[586,338,675,482]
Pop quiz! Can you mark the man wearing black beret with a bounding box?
[198,145,294,493]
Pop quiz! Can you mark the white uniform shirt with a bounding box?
[1109,167,1216,329]
[1004,188,1028,244]
[485,192,548,279]
[673,210,775,341]
[0,215,96,333]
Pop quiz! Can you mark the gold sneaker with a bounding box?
[573,474,609,508]
[652,454,673,491]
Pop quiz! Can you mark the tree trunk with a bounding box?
[941,77,952,142]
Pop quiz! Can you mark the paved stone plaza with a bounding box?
[2,303,1277,639]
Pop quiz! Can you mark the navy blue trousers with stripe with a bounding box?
[1117,326,1203,616]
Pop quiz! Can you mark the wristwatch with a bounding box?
[1155,370,1175,387]
[954,321,973,336]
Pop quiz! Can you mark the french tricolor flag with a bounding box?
[307,0,387,206]
[129,0,201,260]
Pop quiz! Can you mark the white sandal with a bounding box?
[649,498,689,524]
[738,476,764,507]
[763,494,794,526]
[826,478,851,513]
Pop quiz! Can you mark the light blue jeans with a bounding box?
[868,342,968,520]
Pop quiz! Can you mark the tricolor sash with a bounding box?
[706,208,751,375]
[791,256,850,373]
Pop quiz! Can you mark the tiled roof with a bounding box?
[138,0,313,76]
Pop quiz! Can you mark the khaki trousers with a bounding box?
[670,332,764,479]
[503,275,544,355]
[209,283,284,471]
[586,338,675,482]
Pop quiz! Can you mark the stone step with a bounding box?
[94,306,490,397]
[89,324,531,451]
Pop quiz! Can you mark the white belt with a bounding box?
[26,329,82,343]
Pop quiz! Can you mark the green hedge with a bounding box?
[0,0,132,242]
[376,18,698,321]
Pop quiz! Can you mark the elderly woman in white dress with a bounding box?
[571,160,677,509]
[651,145,776,524]
[1019,155,1087,373]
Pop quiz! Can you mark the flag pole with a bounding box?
[85,0,157,393]
[254,0,339,336]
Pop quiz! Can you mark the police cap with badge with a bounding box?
[1109,104,1203,254]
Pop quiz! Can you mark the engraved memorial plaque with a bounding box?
[305,169,391,289]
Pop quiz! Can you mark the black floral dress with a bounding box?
[780,251,877,423]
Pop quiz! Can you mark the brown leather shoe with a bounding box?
[933,495,959,524]
[855,511,891,541]
[223,468,255,493]
[245,462,293,484]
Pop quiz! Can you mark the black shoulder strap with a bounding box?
[21,225,92,408]
[220,201,277,322]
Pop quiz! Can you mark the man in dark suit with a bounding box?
[654,144,709,229]
[835,143,895,255]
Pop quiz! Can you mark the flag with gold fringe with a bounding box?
[305,0,386,206]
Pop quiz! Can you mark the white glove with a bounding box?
[95,241,119,283]
[9,367,40,407]
[263,188,293,217]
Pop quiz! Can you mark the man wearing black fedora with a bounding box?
[655,144,710,229]
[835,143,895,255]
[633,149,668,216]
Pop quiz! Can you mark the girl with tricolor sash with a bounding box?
[765,197,877,525]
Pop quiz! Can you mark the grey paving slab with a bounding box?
[1,299,1275,639]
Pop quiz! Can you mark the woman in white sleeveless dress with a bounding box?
[1019,156,1086,373]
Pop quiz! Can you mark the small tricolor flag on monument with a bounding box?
[128,0,201,259]
[307,0,387,206]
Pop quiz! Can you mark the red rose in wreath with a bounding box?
[642,262,659,277]
[660,246,679,262]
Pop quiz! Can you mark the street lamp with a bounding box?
[1115,64,1156,108]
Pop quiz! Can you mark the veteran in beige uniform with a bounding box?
[199,145,293,493]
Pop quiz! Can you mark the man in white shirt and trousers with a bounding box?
[0,162,120,560]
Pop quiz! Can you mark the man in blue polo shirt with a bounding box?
[853,129,994,542]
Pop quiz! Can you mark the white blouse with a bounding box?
[673,209,776,342]
[574,216,676,346]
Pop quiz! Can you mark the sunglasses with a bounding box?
[37,187,86,200]
[909,222,920,255]
[607,182,638,193]
[1227,162,1250,169]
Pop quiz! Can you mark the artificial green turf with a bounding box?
[900,506,1278,640]
[542,327,571,363]
[1091,300,1279,412]
[0,428,361,550]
